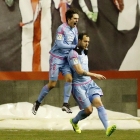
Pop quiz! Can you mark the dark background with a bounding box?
[52,0,139,71]
[0,0,21,71]
[0,0,139,71]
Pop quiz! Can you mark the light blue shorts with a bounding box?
[49,55,72,81]
[72,80,103,110]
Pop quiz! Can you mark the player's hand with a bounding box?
[113,0,124,12]
[94,74,106,80]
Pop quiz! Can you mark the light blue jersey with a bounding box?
[68,49,103,109]
[48,23,78,81]
[49,23,78,58]
[68,49,91,84]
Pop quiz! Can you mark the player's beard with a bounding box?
[84,45,88,50]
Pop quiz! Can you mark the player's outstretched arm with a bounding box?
[73,64,106,80]
[91,73,106,80]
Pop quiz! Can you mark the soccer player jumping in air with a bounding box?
[32,8,79,114]
[68,33,116,136]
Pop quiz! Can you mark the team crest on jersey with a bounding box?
[73,58,78,64]
[57,34,62,40]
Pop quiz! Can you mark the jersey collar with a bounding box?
[74,46,88,55]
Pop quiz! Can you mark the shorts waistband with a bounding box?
[73,79,92,85]
[49,52,65,59]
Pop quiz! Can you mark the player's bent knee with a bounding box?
[49,84,56,89]
[94,101,103,108]
[65,76,72,82]
[48,81,57,89]
[66,78,72,82]
[85,107,93,115]
[93,97,103,108]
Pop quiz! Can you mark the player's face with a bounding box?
[80,35,90,50]
[68,14,79,28]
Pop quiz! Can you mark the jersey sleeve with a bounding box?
[68,50,80,66]
[55,26,76,49]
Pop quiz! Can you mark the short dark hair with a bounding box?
[78,33,89,40]
[65,8,79,23]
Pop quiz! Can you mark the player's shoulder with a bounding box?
[57,24,63,31]
[58,23,64,28]
[69,49,78,58]
[57,23,67,35]
[58,23,68,30]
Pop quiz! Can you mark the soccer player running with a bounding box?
[68,33,116,136]
[32,8,79,114]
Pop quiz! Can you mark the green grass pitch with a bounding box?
[0,129,140,140]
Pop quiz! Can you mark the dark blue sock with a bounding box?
[72,110,88,124]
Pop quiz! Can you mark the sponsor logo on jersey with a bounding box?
[73,58,78,64]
